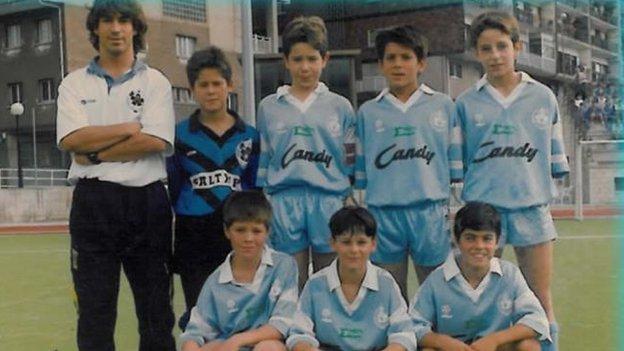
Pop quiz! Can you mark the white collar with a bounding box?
[442,252,502,302]
[218,246,274,293]
[326,259,379,315]
[374,84,435,113]
[475,71,537,91]
[276,82,328,113]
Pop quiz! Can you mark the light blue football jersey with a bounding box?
[287,260,417,351]
[355,85,463,207]
[180,247,298,346]
[456,73,569,209]
[256,83,355,195]
[410,253,550,344]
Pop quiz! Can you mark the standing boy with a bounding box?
[56,0,175,349]
[456,12,569,350]
[256,16,356,289]
[355,25,463,296]
[410,202,549,351]
[167,46,260,330]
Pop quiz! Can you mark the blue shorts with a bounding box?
[269,188,344,254]
[497,205,557,247]
[369,201,451,266]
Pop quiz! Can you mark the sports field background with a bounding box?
[0,219,620,350]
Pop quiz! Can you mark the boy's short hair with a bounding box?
[186,46,233,87]
[282,16,328,57]
[86,0,147,53]
[469,11,520,48]
[222,190,272,228]
[453,202,501,242]
[329,206,377,239]
[375,25,429,61]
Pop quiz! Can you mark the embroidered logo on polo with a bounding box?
[429,110,448,132]
[497,296,513,315]
[190,171,241,191]
[235,138,253,168]
[374,143,435,169]
[374,306,389,328]
[474,113,486,127]
[492,124,517,135]
[339,328,364,339]
[472,141,539,163]
[327,115,342,137]
[281,143,333,169]
[375,120,385,133]
[127,89,144,114]
[227,299,238,313]
[394,126,416,137]
[293,125,314,137]
[441,304,453,319]
[321,308,333,323]
[269,281,282,301]
[532,107,550,129]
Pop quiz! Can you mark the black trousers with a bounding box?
[172,213,231,330]
[70,179,175,351]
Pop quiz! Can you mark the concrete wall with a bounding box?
[0,187,72,224]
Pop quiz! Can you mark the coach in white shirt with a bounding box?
[56,1,175,350]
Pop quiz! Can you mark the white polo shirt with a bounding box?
[56,59,175,187]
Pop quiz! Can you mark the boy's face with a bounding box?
[192,68,233,114]
[379,42,426,93]
[95,12,135,56]
[456,228,497,270]
[224,220,269,261]
[330,232,376,271]
[475,28,521,81]
[284,42,328,91]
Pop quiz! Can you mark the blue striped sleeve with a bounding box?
[268,255,299,336]
[286,281,320,349]
[255,103,269,187]
[386,276,417,351]
[550,103,569,178]
[354,108,367,189]
[409,279,436,342]
[448,101,464,182]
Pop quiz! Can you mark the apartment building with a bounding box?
[0,0,242,180]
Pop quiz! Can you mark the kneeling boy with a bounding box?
[410,202,550,351]
[181,190,298,351]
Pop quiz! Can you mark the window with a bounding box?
[175,35,196,60]
[8,82,22,103]
[592,61,608,82]
[162,0,206,22]
[172,87,193,103]
[449,62,462,78]
[36,19,53,44]
[228,93,238,112]
[5,24,21,48]
[39,79,55,103]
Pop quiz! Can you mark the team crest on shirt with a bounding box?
[497,296,513,315]
[531,108,550,129]
[321,308,333,323]
[428,110,448,132]
[328,115,342,137]
[275,121,288,134]
[374,306,389,328]
[236,138,253,168]
[375,120,385,133]
[127,89,144,114]
[441,304,453,319]
[474,113,486,127]
[227,299,238,313]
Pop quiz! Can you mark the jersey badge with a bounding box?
[127,89,144,114]
[269,281,282,301]
[531,108,550,129]
[497,296,513,315]
[441,304,453,319]
[328,115,342,137]
[474,113,486,127]
[374,306,389,328]
[429,110,448,132]
[227,299,239,314]
[375,120,385,133]
[236,138,253,168]
[321,308,333,323]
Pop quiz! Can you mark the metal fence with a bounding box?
[0,168,69,188]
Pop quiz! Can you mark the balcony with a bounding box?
[589,3,618,25]
[252,34,273,54]
[517,51,557,75]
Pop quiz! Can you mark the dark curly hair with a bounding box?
[86,0,147,54]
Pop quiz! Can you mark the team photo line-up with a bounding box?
[56,0,570,350]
